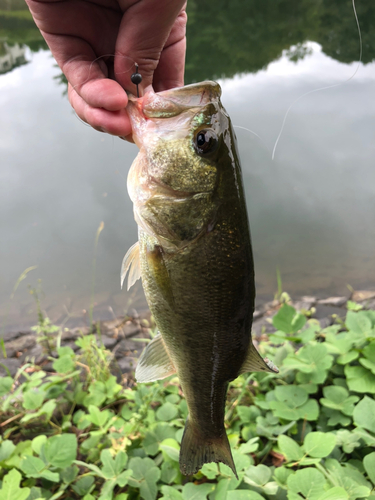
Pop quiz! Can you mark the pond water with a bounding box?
[1,0,375,331]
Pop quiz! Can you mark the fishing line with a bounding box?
[233,125,271,155]
[271,0,362,160]
[70,53,137,94]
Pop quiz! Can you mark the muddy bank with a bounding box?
[1,290,375,378]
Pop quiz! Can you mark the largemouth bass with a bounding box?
[121,81,278,477]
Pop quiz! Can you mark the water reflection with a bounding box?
[0,41,27,74]
[1,2,374,332]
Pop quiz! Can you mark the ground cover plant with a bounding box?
[1,300,375,500]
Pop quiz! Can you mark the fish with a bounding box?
[121,81,278,477]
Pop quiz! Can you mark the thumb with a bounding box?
[114,0,187,95]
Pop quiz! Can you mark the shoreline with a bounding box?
[1,289,375,379]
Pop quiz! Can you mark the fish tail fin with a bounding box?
[179,417,237,479]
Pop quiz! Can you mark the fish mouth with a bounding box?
[127,81,222,145]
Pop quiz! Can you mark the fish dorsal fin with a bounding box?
[135,333,176,383]
[240,341,279,374]
[121,242,141,290]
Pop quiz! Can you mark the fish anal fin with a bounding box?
[240,341,279,374]
[135,333,176,383]
[121,242,141,291]
[180,417,237,479]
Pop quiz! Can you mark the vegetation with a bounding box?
[1,0,375,79]
[1,300,375,499]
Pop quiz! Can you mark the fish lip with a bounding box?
[127,81,222,145]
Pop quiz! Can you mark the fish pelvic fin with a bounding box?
[135,332,176,383]
[240,341,279,374]
[121,242,141,291]
[179,417,237,479]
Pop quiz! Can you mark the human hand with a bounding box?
[25,0,187,138]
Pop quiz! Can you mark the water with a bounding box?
[1,1,375,331]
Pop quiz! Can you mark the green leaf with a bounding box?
[353,396,375,432]
[160,439,180,462]
[272,304,306,334]
[320,386,359,416]
[346,311,372,336]
[87,405,111,427]
[99,478,116,500]
[227,491,265,500]
[287,468,325,500]
[160,485,184,500]
[318,487,349,500]
[363,452,375,484]
[31,435,47,455]
[244,464,271,486]
[324,458,372,498]
[44,434,77,468]
[22,389,45,410]
[83,381,107,407]
[0,469,30,500]
[0,440,16,462]
[114,494,129,500]
[182,483,215,500]
[156,403,179,421]
[140,467,161,500]
[0,377,12,397]
[21,399,56,423]
[303,431,336,458]
[20,456,59,482]
[236,405,261,423]
[128,456,161,495]
[335,430,361,454]
[116,469,132,488]
[274,466,293,486]
[100,449,117,479]
[161,461,178,484]
[284,344,333,384]
[278,435,303,462]
[238,437,259,454]
[143,423,176,456]
[72,477,95,496]
[274,385,308,407]
[345,366,375,393]
[53,354,75,373]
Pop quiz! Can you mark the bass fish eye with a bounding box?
[194,129,218,155]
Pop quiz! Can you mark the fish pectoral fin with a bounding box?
[121,242,141,291]
[240,341,279,374]
[135,332,176,383]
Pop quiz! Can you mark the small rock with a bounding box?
[21,344,44,364]
[364,299,375,310]
[1,330,31,343]
[352,290,375,303]
[116,357,137,373]
[114,339,144,359]
[318,317,332,329]
[122,322,141,338]
[253,310,263,320]
[294,296,317,311]
[98,335,118,349]
[61,327,89,342]
[0,357,22,377]
[1,334,36,359]
[101,317,126,332]
[317,296,347,307]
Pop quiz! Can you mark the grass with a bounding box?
[1,299,375,499]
